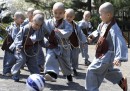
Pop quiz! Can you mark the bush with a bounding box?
[0,23,10,39]
[1,11,13,23]
[90,13,101,30]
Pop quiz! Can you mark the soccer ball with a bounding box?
[26,74,45,91]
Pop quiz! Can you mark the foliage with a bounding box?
[94,0,130,13]
[0,40,3,44]
[1,12,13,23]
[0,2,7,11]
[6,0,35,14]
[90,13,101,30]
[68,0,89,21]
[0,23,9,39]
[1,0,130,38]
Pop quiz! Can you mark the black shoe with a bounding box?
[46,72,57,79]
[67,74,73,82]
[12,76,19,82]
[85,61,91,66]
[118,77,127,91]
[21,64,27,70]
[21,66,24,69]
[73,69,78,76]
[39,65,44,72]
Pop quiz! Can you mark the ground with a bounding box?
[0,45,129,91]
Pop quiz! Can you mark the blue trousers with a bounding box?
[80,43,89,62]
[44,46,72,75]
[3,51,15,74]
[37,46,45,66]
[11,49,40,77]
[70,47,80,69]
[85,51,122,91]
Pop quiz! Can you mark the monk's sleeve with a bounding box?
[110,26,128,62]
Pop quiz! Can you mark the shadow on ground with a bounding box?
[46,81,86,91]
[0,57,3,60]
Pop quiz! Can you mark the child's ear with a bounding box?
[107,13,111,17]
[13,16,16,20]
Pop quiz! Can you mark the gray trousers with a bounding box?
[85,51,122,91]
[80,43,89,62]
[44,46,72,75]
[70,47,80,69]
[37,46,45,66]
[11,49,40,76]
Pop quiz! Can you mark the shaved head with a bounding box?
[27,8,35,12]
[33,14,44,24]
[99,2,114,16]
[26,8,35,22]
[53,2,65,10]
[65,8,75,16]
[52,2,65,20]
[14,11,24,19]
[83,11,91,17]
[33,10,44,16]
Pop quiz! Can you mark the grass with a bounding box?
[0,40,3,45]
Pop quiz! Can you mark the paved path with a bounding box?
[0,45,129,91]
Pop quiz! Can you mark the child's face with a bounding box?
[31,21,42,31]
[53,8,65,20]
[99,10,112,23]
[14,17,24,25]
[84,14,91,21]
[27,12,33,22]
[65,13,75,23]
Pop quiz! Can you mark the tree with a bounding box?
[68,0,90,21]
[94,0,130,12]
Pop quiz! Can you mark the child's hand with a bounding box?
[82,42,87,48]
[16,48,21,53]
[87,37,92,44]
[54,28,60,32]
[113,60,121,66]
[87,35,94,43]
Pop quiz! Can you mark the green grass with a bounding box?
[0,40,3,45]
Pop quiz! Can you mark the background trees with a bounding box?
[0,0,130,40]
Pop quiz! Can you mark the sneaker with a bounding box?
[3,73,12,77]
[85,60,91,66]
[118,77,127,91]
[12,76,19,82]
[67,74,73,82]
[73,69,78,76]
[45,74,56,82]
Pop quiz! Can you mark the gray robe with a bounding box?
[85,22,128,91]
[44,18,73,75]
[3,22,19,74]
[78,20,90,62]
[70,21,86,69]
[10,23,49,76]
